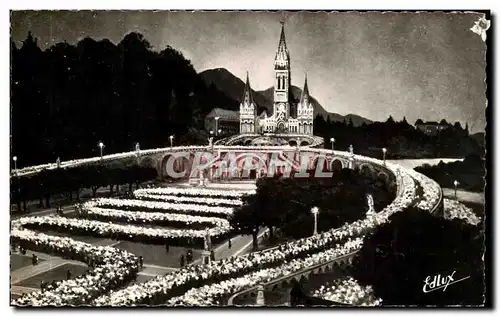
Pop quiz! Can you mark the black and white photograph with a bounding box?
[8,9,489,307]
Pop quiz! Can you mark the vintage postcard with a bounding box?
[9,10,488,307]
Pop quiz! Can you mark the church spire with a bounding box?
[242,71,254,105]
[275,21,290,69]
[300,73,310,104]
[279,21,287,50]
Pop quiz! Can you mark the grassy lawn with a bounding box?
[113,241,202,268]
[17,263,88,288]
[11,253,45,271]
[32,230,118,245]
[134,273,158,284]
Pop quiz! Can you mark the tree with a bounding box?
[230,195,262,249]
[351,207,484,306]
[415,119,424,125]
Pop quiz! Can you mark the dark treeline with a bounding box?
[10,163,157,213]
[415,154,485,192]
[351,206,484,306]
[230,168,395,246]
[314,115,483,159]
[11,32,238,168]
[11,32,484,169]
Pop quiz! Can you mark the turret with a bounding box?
[297,74,314,135]
[239,72,257,134]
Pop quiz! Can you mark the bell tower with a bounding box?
[274,21,291,126]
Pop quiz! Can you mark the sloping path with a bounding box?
[442,188,484,204]
[191,228,269,265]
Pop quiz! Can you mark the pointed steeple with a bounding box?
[274,21,290,69]
[300,73,310,104]
[242,71,254,105]
[279,21,287,50]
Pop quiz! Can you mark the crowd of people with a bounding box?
[134,187,255,199]
[444,198,482,226]
[168,238,365,306]
[92,163,422,306]
[11,227,140,306]
[312,277,382,306]
[78,205,230,232]
[87,197,236,216]
[11,152,449,307]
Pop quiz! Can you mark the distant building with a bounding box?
[205,108,240,136]
[415,120,450,136]
[239,21,314,135]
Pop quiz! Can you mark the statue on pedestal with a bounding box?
[204,229,212,251]
[256,285,265,306]
[349,144,354,154]
[56,157,61,168]
[366,194,375,216]
[199,171,205,187]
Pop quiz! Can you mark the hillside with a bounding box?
[200,68,373,126]
[470,132,485,148]
[200,68,270,114]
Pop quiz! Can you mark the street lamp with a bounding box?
[12,156,17,174]
[98,142,105,159]
[214,117,220,135]
[330,137,335,151]
[218,129,222,136]
[135,142,141,164]
[209,130,214,136]
[310,207,319,236]
[453,180,460,199]
[169,135,174,149]
[382,148,387,164]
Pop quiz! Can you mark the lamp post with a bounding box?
[310,207,319,236]
[12,156,17,174]
[330,137,335,151]
[169,135,174,149]
[214,117,220,136]
[135,142,141,164]
[453,180,459,199]
[98,142,105,159]
[209,130,214,136]
[382,148,387,164]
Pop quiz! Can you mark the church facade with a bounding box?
[239,22,314,135]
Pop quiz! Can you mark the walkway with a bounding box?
[175,180,257,191]
[442,188,485,204]
[192,228,269,265]
[387,158,464,170]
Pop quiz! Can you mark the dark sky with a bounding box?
[11,11,487,133]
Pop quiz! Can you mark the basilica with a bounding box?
[239,22,314,135]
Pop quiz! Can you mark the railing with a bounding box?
[227,251,358,306]
[11,145,361,178]
[430,180,444,217]
[226,165,444,306]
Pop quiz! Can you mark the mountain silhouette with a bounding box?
[200,68,372,126]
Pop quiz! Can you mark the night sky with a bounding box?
[10,11,487,133]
